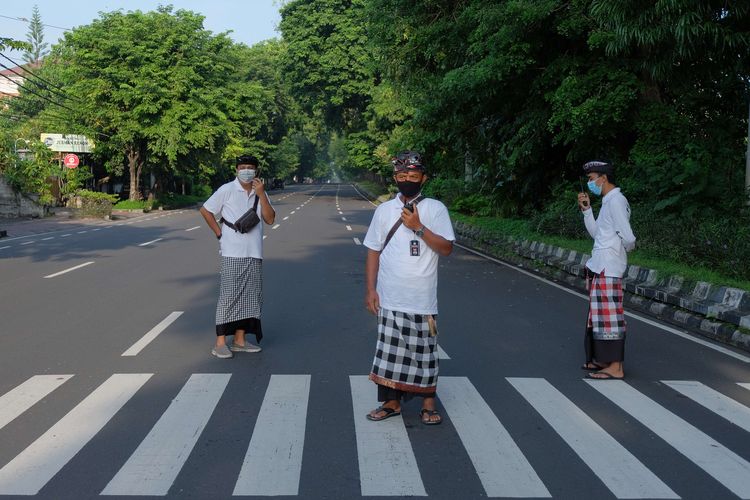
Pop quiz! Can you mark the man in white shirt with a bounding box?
[577,160,636,380]
[200,155,275,359]
[363,151,455,425]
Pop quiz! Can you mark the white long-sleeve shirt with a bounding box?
[582,187,636,278]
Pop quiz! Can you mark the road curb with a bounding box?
[452,221,750,354]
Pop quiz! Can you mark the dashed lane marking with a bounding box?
[138,238,163,247]
[121,312,184,357]
[43,261,94,279]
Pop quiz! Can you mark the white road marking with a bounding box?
[41,237,54,241]
[437,345,451,359]
[125,221,134,225]
[342,217,347,221]
[138,238,163,247]
[185,226,200,232]
[233,375,311,496]
[454,243,750,364]
[61,234,71,237]
[0,375,74,431]
[353,237,361,245]
[291,211,296,214]
[263,235,267,240]
[102,374,230,496]
[349,376,426,496]
[740,383,750,392]
[121,311,184,356]
[77,230,88,234]
[346,225,352,231]
[0,374,152,495]
[91,228,101,231]
[587,380,750,498]
[283,216,289,221]
[43,261,94,279]
[0,246,9,250]
[20,241,34,245]
[663,380,750,433]
[439,377,550,498]
[272,224,280,229]
[509,378,677,499]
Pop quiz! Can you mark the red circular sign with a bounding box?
[64,154,79,169]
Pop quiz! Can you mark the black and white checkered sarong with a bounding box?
[369,308,439,393]
[216,256,262,325]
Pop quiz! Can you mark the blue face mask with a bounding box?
[237,169,256,183]
[587,178,602,196]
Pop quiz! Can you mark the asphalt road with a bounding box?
[0,184,749,500]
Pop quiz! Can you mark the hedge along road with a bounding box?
[0,183,748,499]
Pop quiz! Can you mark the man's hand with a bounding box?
[401,203,422,230]
[252,178,265,195]
[577,192,590,211]
[365,289,380,315]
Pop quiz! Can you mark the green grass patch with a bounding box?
[356,180,390,198]
[113,200,150,210]
[452,212,750,291]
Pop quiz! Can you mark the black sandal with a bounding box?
[366,406,401,421]
[420,408,442,425]
[581,362,605,371]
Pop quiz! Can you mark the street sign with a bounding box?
[63,154,79,169]
[40,134,95,153]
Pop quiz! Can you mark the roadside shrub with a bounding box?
[423,177,464,207]
[114,199,150,210]
[529,183,588,239]
[158,193,204,209]
[452,193,493,216]
[74,190,118,218]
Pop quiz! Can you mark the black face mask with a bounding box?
[397,180,422,198]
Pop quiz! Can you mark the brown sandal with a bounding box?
[420,408,442,425]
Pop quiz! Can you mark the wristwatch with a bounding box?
[414,225,425,238]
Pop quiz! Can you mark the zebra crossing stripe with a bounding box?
[587,380,750,499]
[0,375,73,431]
[233,375,311,496]
[508,378,678,499]
[102,373,231,496]
[663,381,750,433]
[439,377,551,498]
[437,345,451,359]
[740,383,750,392]
[0,373,152,495]
[349,376,427,497]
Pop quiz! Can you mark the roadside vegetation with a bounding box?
[2,2,749,286]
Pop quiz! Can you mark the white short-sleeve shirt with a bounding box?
[363,195,455,315]
[202,178,272,259]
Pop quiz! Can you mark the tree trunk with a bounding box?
[464,149,474,184]
[127,145,144,201]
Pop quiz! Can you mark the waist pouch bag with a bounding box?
[224,195,261,233]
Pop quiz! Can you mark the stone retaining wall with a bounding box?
[0,175,45,218]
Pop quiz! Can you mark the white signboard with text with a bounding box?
[40,134,95,153]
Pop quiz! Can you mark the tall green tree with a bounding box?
[22,5,49,64]
[55,7,241,200]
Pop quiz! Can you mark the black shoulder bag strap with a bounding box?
[381,195,423,251]
[220,193,260,231]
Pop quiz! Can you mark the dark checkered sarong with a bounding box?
[216,256,263,340]
[369,308,439,394]
[587,273,626,341]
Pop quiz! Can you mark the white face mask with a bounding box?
[237,169,256,183]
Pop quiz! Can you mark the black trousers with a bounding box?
[378,384,436,403]
[584,327,625,364]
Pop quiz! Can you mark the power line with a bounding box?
[0,60,77,105]
[0,54,82,102]
[0,13,70,31]
[0,70,75,112]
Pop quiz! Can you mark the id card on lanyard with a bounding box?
[410,239,420,256]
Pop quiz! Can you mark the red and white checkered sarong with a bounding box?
[587,273,626,341]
